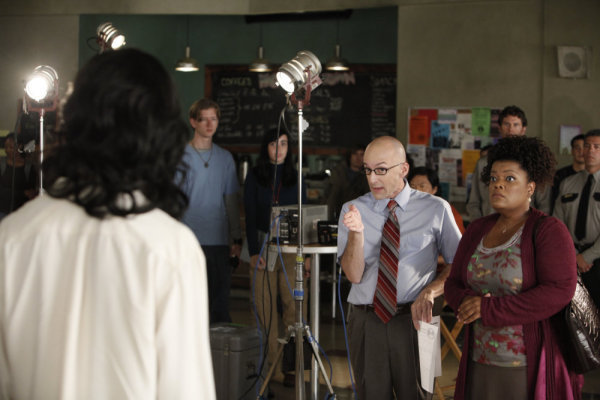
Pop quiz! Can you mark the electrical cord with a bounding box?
[275,219,335,391]
[243,113,289,399]
[245,215,281,400]
[244,107,287,398]
[337,261,358,399]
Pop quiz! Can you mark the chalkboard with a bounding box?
[205,65,396,147]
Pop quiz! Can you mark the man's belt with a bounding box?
[352,302,413,315]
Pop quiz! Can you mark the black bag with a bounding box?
[563,275,600,373]
[533,217,600,374]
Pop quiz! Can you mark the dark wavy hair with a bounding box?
[481,136,555,191]
[253,129,296,187]
[44,48,189,219]
[498,105,528,127]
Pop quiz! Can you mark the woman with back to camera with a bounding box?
[445,136,582,399]
[243,128,308,383]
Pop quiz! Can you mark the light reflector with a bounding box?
[276,50,322,93]
[25,65,58,102]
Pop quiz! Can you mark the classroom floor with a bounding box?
[225,265,600,400]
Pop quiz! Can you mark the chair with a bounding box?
[434,301,463,399]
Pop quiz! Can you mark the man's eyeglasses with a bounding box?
[362,163,404,176]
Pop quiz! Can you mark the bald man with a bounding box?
[337,136,461,399]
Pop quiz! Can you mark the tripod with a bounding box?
[257,82,336,400]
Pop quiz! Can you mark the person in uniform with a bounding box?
[554,129,600,308]
[551,133,585,213]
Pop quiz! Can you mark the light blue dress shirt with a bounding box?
[337,180,461,305]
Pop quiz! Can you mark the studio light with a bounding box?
[24,66,59,102]
[175,16,199,72]
[24,65,59,196]
[249,24,271,72]
[96,22,126,52]
[325,20,349,72]
[276,50,322,93]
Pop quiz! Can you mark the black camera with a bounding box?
[317,221,338,245]
[272,209,299,244]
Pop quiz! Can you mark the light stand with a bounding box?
[257,51,335,400]
[24,65,59,196]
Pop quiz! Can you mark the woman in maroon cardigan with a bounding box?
[445,136,583,399]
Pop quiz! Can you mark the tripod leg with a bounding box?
[257,327,294,399]
[304,326,337,397]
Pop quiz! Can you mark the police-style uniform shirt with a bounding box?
[467,156,551,219]
[554,169,600,264]
[337,180,462,305]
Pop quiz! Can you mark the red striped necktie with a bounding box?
[373,199,400,324]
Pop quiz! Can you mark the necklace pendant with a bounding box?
[204,162,209,168]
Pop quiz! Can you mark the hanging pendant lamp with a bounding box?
[249,24,272,72]
[175,16,199,72]
[325,20,349,72]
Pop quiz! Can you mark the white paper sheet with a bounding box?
[418,316,441,393]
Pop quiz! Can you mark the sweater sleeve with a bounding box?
[480,216,577,327]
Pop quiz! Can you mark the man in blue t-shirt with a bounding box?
[180,98,242,323]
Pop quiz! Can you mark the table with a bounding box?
[269,243,337,400]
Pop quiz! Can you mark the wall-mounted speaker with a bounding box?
[557,46,591,79]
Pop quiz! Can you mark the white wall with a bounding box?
[395,1,544,141]
[543,0,600,165]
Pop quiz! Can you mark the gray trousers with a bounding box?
[348,306,432,400]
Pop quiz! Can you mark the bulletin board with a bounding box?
[406,107,502,203]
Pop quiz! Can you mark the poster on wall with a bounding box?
[407,144,427,167]
[559,125,582,156]
[407,106,501,203]
[409,116,430,145]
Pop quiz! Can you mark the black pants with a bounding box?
[582,259,600,309]
[576,244,600,309]
[202,245,232,323]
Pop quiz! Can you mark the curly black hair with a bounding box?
[43,48,189,219]
[481,136,556,191]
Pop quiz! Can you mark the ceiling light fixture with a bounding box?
[249,24,271,72]
[325,20,349,72]
[175,16,200,72]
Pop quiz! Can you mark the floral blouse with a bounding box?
[466,226,527,367]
